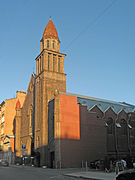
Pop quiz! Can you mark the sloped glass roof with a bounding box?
[77,97,135,114]
[60,92,135,114]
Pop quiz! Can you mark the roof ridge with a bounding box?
[59,92,134,107]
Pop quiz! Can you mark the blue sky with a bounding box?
[0,0,135,105]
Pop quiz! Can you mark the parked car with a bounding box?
[0,159,9,167]
[116,169,135,180]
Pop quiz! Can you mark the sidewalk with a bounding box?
[65,170,116,180]
[10,165,116,180]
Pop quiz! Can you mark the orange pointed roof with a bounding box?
[42,18,59,40]
[16,99,21,109]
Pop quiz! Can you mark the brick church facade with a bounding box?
[15,18,66,165]
[14,19,135,168]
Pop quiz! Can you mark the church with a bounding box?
[15,18,135,168]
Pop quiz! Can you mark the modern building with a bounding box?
[14,18,135,168]
[48,92,135,168]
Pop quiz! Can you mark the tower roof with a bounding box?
[16,99,21,109]
[42,18,59,40]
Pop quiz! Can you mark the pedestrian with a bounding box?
[121,159,127,169]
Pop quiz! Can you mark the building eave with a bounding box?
[35,49,66,60]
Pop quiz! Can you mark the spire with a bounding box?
[16,99,21,109]
[42,18,59,40]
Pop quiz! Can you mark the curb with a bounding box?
[64,174,103,180]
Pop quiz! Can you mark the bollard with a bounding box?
[60,161,61,169]
[81,160,84,170]
[86,161,88,171]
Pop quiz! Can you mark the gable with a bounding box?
[105,107,117,119]
[89,105,103,118]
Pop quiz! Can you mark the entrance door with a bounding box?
[50,151,55,168]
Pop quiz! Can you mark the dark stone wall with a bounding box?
[60,105,106,168]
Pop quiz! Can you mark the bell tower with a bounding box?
[36,18,65,76]
[35,18,66,166]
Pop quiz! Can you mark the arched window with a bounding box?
[120,119,127,135]
[53,40,55,49]
[106,117,113,134]
[47,40,49,48]
[129,120,135,137]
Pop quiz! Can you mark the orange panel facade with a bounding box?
[60,94,80,140]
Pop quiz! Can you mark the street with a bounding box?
[0,166,84,180]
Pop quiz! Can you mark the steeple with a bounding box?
[40,18,60,52]
[42,18,59,40]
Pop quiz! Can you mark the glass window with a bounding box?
[120,119,127,135]
[47,40,49,48]
[53,55,55,72]
[58,56,60,72]
[53,40,55,49]
[106,117,113,134]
